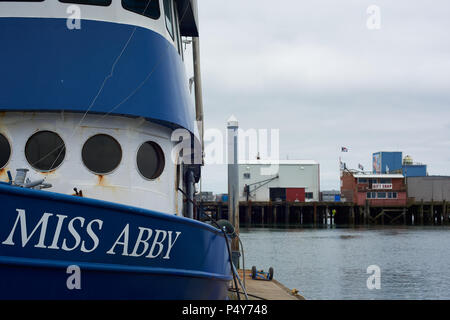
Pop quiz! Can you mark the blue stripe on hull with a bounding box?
[0,17,195,133]
[0,184,232,299]
[0,264,229,300]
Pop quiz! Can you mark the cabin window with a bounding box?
[59,0,111,6]
[122,0,160,20]
[173,1,183,57]
[25,131,66,172]
[305,192,314,199]
[82,134,122,174]
[0,133,11,169]
[136,141,165,180]
[163,0,174,39]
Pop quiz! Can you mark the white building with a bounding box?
[238,160,320,202]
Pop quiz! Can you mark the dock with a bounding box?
[235,269,304,300]
[199,200,449,226]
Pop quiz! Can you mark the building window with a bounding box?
[388,192,398,199]
[358,178,368,184]
[243,173,251,179]
[122,0,160,20]
[380,178,392,184]
[367,192,374,199]
[0,133,11,169]
[82,134,122,174]
[25,131,66,172]
[59,0,111,6]
[136,141,165,180]
[305,192,314,199]
[377,192,387,199]
[163,0,174,39]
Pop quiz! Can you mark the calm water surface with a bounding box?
[239,226,450,300]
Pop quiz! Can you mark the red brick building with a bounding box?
[341,171,407,206]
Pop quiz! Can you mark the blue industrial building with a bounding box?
[372,152,427,177]
[372,151,403,174]
[402,164,427,177]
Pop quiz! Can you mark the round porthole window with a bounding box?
[0,133,11,169]
[82,134,122,174]
[25,131,66,171]
[137,141,165,180]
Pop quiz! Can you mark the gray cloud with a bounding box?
[187,0,450,193]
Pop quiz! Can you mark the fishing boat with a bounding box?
[0,0,233,299]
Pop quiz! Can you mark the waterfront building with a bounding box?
[320,190,341,202]
[341,171,407,206]
[407,176,450,202]
[238,160,320,202]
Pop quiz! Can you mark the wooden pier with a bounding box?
[234,270,304,300]
[199,200,449,226]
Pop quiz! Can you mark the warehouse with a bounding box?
[238,160,320,202]
[407,176,450,202]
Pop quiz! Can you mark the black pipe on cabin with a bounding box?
[185,169,195,219]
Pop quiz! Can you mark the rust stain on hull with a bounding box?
[39,170,56,176]
[97,174,106,186]
[0,168,7,182]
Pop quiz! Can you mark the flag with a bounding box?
[358,164,364,170]
[341,147,348,152]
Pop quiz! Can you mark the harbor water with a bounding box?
[239,226,450,299]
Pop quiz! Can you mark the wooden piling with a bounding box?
[420,200,424,225]
[261,206,265,226]
[442,200,449,224]
[431,200,434,225]
[285,203,290,225]
[247,201,252,226]
[313,203,317,226]
[273,206,277,226]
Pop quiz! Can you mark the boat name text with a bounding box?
[1,209,181,260]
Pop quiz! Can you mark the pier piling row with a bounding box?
[199,201,450,226]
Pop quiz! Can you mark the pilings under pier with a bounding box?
[199,201,450,227]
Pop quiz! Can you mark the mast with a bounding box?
[191,0,204,162]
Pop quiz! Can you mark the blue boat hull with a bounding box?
[0,184,232,299]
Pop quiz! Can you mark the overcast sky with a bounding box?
[185,0,450,194]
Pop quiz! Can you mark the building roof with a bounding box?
[239,160,319,165]
[353,174,404,179]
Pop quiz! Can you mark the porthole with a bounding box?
[25,131,66,171]
[82,134,122,174]
[137,141,165,180]
[0,133,11,169]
